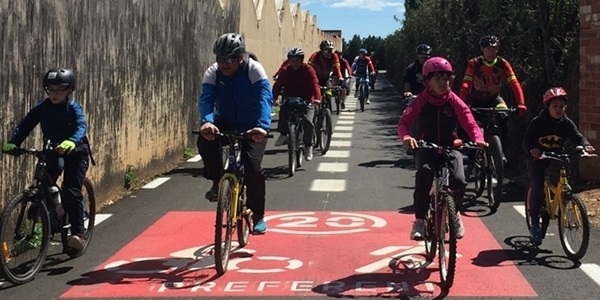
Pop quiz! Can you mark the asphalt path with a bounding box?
[2,73,600,299]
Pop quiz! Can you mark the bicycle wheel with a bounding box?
[424,203,437,262]
[558,193,590,260]
[318,108,333,155]
[236,184,250,248]
[0,193,50,285]
[313,111,321,149]
[358,84,365,112]
[287,123,297,176]
[296,124,304,168]
[214,177,235,275]
[472,150,486,199]
[61,178,96,258]
[439,194,458,290]
[524,187,550,238]
[334,90,340,115]
[488,135,504,207]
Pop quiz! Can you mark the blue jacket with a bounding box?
[199,58,273,132]
[9,98,87,146]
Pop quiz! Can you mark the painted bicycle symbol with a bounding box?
[265,211,387,234]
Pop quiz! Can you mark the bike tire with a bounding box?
[287,123,297,176]
[525,187,550,237]
[472,150,486,199]
[236,184,250,248]
[424,201,437,262]
[0,193,50,285]
[313,112,321,149]
[297,124,304,168]
[439,194,458,290]
[359,84,365,112]
[335,91,340,115]
[489,135,504,208]
[319,108,333,155]
[214,178,235,275]
[558,193,590,260]
[61,178,96,258]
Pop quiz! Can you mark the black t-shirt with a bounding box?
[404,60,425,94]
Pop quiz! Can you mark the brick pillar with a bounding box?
[579,2,600,182]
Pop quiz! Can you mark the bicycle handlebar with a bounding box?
[539,146,597,162]
[415,140,480,151]
[470,107,517,113]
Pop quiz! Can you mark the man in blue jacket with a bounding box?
[197,33,273,234]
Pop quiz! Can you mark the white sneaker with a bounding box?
[305,146,313,161]
[410,219,426,240]
[366,99,371,104]
[456,215,465,239]
[274,134,288,146]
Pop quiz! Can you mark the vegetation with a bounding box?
[183,147,196,160]
[124,165,139,190]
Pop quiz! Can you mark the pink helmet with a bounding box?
[543,87,567,105]
[422,57,453,78]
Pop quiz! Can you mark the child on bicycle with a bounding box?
[398,57,486,240]
[2,68,91,253]
[523,87,595,244]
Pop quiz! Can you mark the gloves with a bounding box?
[2,143,17,153]
[58,140,76,154]
[517,105,527,117]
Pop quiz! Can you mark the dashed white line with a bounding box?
[513,205,526,218]
[310,179,346,192]
[142,177,171,189]
[581,264,600,286]
[332,132,353,138]
[336,120,354,125]
[317,162,349,172]
[324,150,351,158]
[334,126,354,131]
[330,140,352,147]
[338,116,355,120]
[186,154,202,162]
[94,214,112,226]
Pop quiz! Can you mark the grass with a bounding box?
[124,165,139,190]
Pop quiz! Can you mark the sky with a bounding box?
[295,0,406,40]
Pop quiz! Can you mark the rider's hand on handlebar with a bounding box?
[402,136,417,149]
[246,127,267,143]
[2,143,17,153]
[200,123,220,141]
[475,140,488,149]
[517,105,527,117]
[529,148,541,159]
[57,140,76,155]
[584,145,596,154]
[403,92,413,98]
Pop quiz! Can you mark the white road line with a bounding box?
[513,205,526,218]
[324,150,351,158]
[336,120,354,125]
[94,214,112,226]
[341,111,356,116]
[581,264,600,286]
[317,162,349,172]
[334,126,354,131]
[338,115,355,120]
[310,179,346,192]
[332,132,353,138]
[330,140,352,147]
[186,154,202,162]
[141,177,171,189]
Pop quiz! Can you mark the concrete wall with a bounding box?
[0,0,342,211]
[579,1,600,181]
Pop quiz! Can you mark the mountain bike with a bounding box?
[210,131,253,275]
[282,97,309,176]
[355,75,368,112]
[525,146,596,259]
[314,86,334,155]
[467,107,515,211]
[0,141,96,285]
[416,140,478,290]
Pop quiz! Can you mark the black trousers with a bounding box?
[197,119,268,218]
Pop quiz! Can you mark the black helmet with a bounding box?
[287,47,305,58]
[213,33,246,57]
[43,68,76,88]
[416,44,432,56]
[479,35,500,47]
[319,40,334,51]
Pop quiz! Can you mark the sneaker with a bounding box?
[67,234,87,251]
[410,219,426,240]
[253,218,267,234]
[530,224,542,245]
[456,215,465,239]
[354,92,358,98]
[305,146,313,161]
[274,134,288,146]
[204,182,218,202]
[366,99,371,104]
[341,102,345,109]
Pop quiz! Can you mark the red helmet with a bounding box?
[422,57,453,78]
[543,87,567,104]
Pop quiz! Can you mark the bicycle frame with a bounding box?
[218,135,244,223]
[542,159,572,220]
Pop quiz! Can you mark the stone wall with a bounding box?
[579,1,600,181]
[0,0,340,210]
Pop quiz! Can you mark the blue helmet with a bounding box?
[359,48,367,54]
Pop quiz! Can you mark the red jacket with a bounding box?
[272,63,322,103]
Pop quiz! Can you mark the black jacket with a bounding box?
[523,109,589,153]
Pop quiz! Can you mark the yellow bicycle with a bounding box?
[525,146,596,259]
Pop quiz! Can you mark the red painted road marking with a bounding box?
[61,211,537,298]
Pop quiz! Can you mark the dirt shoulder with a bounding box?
[578,188,600,230]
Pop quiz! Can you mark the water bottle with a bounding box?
[48,186,65,218]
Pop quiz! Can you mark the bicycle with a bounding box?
[467,107,515,211]
[196,131,253,275]
[525,146,596,259]
[415,140,479,290]
[355,75,369,112]
[313,86,334,155]
[0,140,96,285]
[282,97,310,176]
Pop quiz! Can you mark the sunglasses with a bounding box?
[45,87,70,93]
[216,56,237,64]
[323,49,333,54]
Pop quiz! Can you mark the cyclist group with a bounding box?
[399,34,596,244]
[1,32,595,265]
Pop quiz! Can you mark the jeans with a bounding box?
[277,103,315,147]
[526,157,549,225]
[197,117,268,218]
